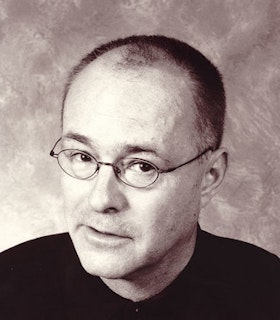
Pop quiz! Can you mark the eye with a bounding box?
[138,162,154,172]
[126,160,156,173]
[73,152,92,162]
[66,150,93,163]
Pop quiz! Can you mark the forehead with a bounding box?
[63,57,198,158]
[65,53,195,116]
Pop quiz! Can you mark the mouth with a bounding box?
[82,225,131,248]
[91,226,127,238]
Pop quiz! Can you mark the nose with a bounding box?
[87,164,128,214]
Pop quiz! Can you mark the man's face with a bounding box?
[62,58,206,280]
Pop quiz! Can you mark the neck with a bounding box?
[101,227,197,302]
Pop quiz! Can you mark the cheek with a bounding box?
[129,176,201,239]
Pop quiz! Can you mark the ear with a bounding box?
[201,147,228,208]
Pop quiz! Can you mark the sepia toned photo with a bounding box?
[0,1,279,319]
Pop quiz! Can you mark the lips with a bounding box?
[82,225,131,248]
[89,226,128,239]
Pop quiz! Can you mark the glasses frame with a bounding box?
[50,138,213,188]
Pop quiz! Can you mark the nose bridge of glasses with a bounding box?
[97,161,121,175]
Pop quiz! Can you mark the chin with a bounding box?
[68,226,156,280]
[78,251,138,279]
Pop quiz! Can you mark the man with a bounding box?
[0,35,279,319]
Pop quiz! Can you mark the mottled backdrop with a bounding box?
[0,0,279,256]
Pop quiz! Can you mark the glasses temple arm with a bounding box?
[50,137,62,158]
[159,147,214,173]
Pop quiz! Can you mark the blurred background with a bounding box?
[0,0,279,256]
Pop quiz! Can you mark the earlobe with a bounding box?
[201,147,228,208]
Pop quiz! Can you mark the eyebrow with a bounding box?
[63,131,162,158]
[123,145,158,156]
[63,132,92,147]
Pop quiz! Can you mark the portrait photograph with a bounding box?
[0,1,279,319]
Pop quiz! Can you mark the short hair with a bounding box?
[62,35,226,150]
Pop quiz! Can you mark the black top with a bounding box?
[0,226,279,320]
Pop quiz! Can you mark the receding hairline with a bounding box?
[63,50,203,153]
[61,35,226,151]
[66,43,194,89]
[62,44,197,116]
[70,47,195,87]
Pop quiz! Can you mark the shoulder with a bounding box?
[0,233,81,290]
[0,232,72,256]
[192,227,280,287]
[195,228,280,277]
[0,233,77,281]
[0,234,76,302]
[175,227,280,319]
[186,227,280,318]
[0,233,74,270]
[0,233,83,317]
[0,233,106,318]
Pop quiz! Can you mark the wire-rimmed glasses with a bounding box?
[50,138,213,188]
